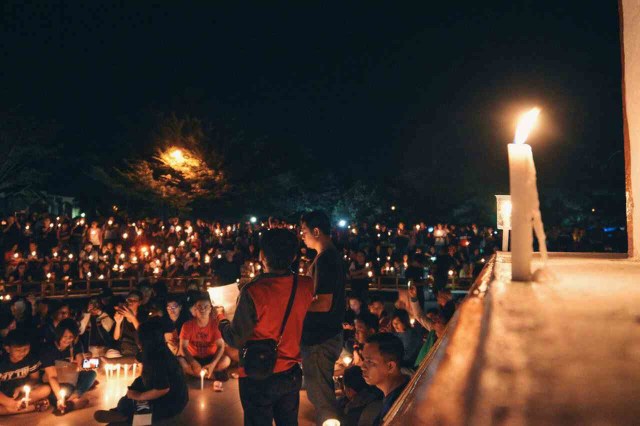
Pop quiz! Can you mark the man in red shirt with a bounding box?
[216,229,314,426]
[179,293,231,381]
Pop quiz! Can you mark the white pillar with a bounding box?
[621,0,640,259]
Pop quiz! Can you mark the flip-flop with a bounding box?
[35,399,50,412]
[53,400,75,416]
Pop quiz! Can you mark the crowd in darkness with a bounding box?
[0,209,619,424]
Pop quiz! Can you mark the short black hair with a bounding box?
[355,312,379,332]
[343,365,368,393]
[4,330,30,347]
[391,308,412,329]
[365,333,404,366]
[368,296,384,306]
[192,292,212,305]
[127,289,143,300]
[260,228,298,270]
[166,294,184,306]
[300,210,331,236]
[55,318,80,342]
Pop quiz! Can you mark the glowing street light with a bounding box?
[338,219,347,228]
[250,216,257,224]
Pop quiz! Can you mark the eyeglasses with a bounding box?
[194,305,211,311]
[126,298,140,304]
[166,304,180,311]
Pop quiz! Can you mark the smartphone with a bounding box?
[82,358,100,369]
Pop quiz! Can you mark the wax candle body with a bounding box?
[508,143,533,281]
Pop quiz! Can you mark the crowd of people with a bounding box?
[0,207,561,424]
[0,209,471,425]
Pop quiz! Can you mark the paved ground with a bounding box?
[4,369,316,425]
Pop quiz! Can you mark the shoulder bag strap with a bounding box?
[276,270,298,347]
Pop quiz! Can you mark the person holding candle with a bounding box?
[40,318,96,415]
[94,319,189,424]
[178,293,231,381]
[0,331,50,415]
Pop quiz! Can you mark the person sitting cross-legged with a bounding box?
[40,318,97,416]
[0,330,51,415]
[178,293,231,383]
[94,319,189,424]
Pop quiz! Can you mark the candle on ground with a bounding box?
[200,369,206,390]
[23,385,30,405]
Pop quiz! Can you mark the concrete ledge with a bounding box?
[385,253,640,426]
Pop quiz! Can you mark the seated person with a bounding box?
[178,293,231,381]
[39,301,72,348]
[165,296,189,355]
[361,333,409,426]
[390,309,422,367]
[145,301,177,354]
[341,365,382,426]
[353,312,379,366]
[113,290,145,357]
[79,297,114,354]
[40,318,97,415]
[0,330,50,415]
[368,297,392,333]
[93,320,189,424]
[343,296,363,351]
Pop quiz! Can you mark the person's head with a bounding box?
[138,317,169,356]
[348,296,362,314]
[391,309,412,333]
[362,333,405,390]
[166,296,183,321]
[355,251,366,265]
[259,228,298,272]
[10,299,27,319]
[343,365,369,400]
[125,290,143,311]
[300,210,331,251]
[87,297,103,316]
[368,297,385,318]
[55,318,79,349]
[3,330,31,363]
[434,314,447,339]
[192,293,212,321]
[355,312,379,345]
[139,282,154,303]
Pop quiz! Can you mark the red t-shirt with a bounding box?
[179,317,222,358]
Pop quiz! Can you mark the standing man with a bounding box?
[300,210,346,425]
[216,229,314,425]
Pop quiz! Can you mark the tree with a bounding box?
[94,114,228,214]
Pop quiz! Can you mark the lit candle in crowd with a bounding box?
[59,389,66,407]
[23,385,30,404]
[322,420,341,426]
[342,356,352,366]
[116,363,121,379]
[508,107,548,281]
[200,369,206,390]
[132,363,137,377]
[122,232,128,239]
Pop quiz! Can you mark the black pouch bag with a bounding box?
[241,272,298,380]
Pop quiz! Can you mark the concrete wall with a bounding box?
[621,0,640,259]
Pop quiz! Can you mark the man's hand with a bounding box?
[126,389,141,401]
[115,305,135,322]
[114,311,124,324]
[190,360,202,374]
[205,362,218,379]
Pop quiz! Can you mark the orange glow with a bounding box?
[514,108,541,144]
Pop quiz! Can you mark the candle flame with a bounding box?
[514,107,541,144]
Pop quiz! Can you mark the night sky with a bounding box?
[0,1,625,219]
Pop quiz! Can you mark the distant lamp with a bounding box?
[250,216,257,224]
[390,205,396,211]
[338,220,347,228]
[322,420,341,426]
[495,195,512,252]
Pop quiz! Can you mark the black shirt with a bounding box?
[40,341,83,368]
[0,353,41,394]
[302,245,346,346]
[139,350,189,419]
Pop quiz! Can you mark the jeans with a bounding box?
[239,364,302,426]
[51,370,97,403]
[301,333,343,425]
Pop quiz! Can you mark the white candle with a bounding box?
[200,369,206,390]
[59,389,66,407]
[23,385,30,405]
[342,356,352,367]
[508,108,541,281]
[322,420,341,426]
[116,363,121,379]
[124,364,128,380]
[132,363,137,377]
